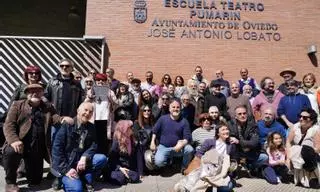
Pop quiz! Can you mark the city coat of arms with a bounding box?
[134,0,147,23]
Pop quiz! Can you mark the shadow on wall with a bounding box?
[308,53,318,67]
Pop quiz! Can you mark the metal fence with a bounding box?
[0,36,105,114]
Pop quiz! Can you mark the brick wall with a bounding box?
[85,0,320,85]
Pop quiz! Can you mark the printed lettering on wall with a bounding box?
[136,0,281,41]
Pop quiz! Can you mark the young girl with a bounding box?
[266,132,290,184]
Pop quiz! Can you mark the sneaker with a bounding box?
[52,178,62,191]
[5,184,20,192]
[85,184,94,192]
[277,177,281,184]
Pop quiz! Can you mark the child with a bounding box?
[265,132,290,184]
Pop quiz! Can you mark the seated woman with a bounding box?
[286,108,320,188]
[176,124,237,192]
[133,105,155,176]
[107,120,141,186]
[192,113,216,150]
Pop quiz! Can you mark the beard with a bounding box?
[29,97,41,106]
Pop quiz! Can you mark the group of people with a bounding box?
[2,59,320,192]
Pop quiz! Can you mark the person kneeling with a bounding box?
[51,102,107,192]
[107,120,141,185]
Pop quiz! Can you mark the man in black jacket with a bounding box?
[51,102,107,191]
[228,105,268,172]
[204,81,230,120]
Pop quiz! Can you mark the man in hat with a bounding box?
[3,84,73,192]
[204,81,230,120]
[278,68,299,95]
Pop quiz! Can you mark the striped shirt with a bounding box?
[192,127,216,150]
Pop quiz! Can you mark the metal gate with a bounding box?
[0,36,106,114]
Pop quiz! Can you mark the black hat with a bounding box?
[131,78,141,84]
[210,80,221,87]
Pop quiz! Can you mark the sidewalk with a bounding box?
[1,165,319,192]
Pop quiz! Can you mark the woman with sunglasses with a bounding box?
[192,113,216,150]
[133,105,155,176]
[158,74,172,96]
[9,65,43,108]
[286,108,320,188]
[114,83,134,121]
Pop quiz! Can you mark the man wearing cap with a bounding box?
[278,69,300,95]
[277,79,311,130]
[3,84,73,192]
[45,58,83,117]
[204,81,230,120]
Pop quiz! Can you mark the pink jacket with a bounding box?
[252,90,284,118]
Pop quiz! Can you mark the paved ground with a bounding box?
[0,162,319,192]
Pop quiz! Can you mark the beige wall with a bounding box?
[86,0,320,85]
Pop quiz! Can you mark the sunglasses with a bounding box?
[237,112,247,115]
[162,97,169,100]
[299,115,310,120]
[201,118,211,122]
[143,109,151,112]
[164,77,170,80]
[60,65,71,68]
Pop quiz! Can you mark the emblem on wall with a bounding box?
[134,0,147,23]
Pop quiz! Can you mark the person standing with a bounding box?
[3,84,73,192]
[45,58,83,117]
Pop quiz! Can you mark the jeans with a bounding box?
[155,144,194,169]
[241,151,268,169]
[62,154,107,192]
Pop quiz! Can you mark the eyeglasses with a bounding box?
[237,112,247,115]
[85,81,93,84]
[162,97,169,100]
[164,77,170,80]
[283,75,291,78]
[182,99,189,101]
[60,65,71,68]
[299,115,310,120]
[143,109,151,112]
